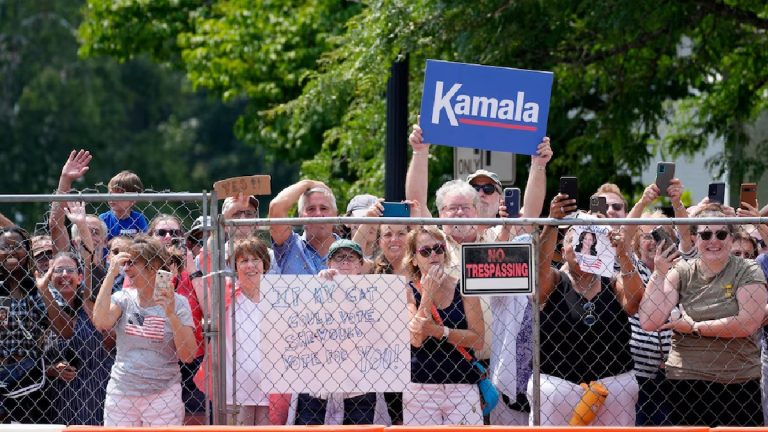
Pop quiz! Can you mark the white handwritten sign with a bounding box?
[258,274,411,394]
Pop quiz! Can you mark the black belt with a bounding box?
[501,392,530,413]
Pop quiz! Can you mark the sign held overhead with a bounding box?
[420,60,553,155]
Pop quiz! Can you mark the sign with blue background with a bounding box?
[420,60,554,155]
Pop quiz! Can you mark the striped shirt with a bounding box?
[628,255,673,378]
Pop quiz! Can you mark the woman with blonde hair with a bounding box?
[93,235,196,426]
[403,225,485,425]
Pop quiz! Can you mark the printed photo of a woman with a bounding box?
[575,231,598,256]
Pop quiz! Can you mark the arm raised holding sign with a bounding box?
[405,118,433,218]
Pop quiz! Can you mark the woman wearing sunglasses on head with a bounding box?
[92,235,195,426]
[403,226,485,425]
[536,194,644,426]
[640,202,767,426]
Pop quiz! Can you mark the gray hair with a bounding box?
[435,180,479,213]
[298,187,338,215]
[71,215,108,241]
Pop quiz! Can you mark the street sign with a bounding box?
[454,147,516,185]
[461,242,535,296]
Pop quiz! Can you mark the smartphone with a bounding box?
[559,176,578,203]
[503,188,521,218]
[589,196,607,216]
[651,226,675,247]
[740,183,758,209]
[707,182,726,204]
[655,162,676,197]
[154,270,173,298]
[381,202,410,218]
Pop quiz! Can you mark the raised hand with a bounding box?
[64,201,88,225]
[409,116,430,153]
[61,150,92,182]
[531,137,553,166]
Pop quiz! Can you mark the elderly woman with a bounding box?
[404,226,484,425]
[93,235,196,426]
[536,194,644,426]
[640,202,768,426]
[223,237,272,425]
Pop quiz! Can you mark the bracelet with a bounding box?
[412,151,429,156]
[532,165,546,172]
[442,326,450,340]
[620,268,637,277]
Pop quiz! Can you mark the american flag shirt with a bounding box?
[106,289,193,396]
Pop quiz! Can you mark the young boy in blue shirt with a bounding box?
[99,170,148,240]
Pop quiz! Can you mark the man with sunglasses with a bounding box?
[467,170,503,219]
[594,183,628,219]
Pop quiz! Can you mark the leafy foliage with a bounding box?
[77,0,768,211]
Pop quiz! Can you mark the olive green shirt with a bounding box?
[666,256,766,383]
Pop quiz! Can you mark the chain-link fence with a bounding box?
[3,194,768,428]
[0,192,216,426]
[220,213,768,428]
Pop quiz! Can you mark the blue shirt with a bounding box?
[272,232,333,275]
[99,210,148,240]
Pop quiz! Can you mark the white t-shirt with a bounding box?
[226,293,269,406]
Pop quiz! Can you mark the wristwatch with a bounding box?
[442,326,450,341]
[691,322,701,337]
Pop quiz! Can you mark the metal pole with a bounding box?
[531,228,541,425]
[385,55,409,202]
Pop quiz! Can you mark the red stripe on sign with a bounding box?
[125,316,166,340]
[458,117,538,131]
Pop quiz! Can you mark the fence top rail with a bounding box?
[0,192,208,203]
[222,216,768,227]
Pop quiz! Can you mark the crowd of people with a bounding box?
[0,121,767,427]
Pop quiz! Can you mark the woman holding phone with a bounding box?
[92,235,196,426]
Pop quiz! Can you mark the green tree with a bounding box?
[0,0,288,229]
[78,0,768,210]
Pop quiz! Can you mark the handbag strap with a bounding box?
[413,281,473,363]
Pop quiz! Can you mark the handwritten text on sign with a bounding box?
[420,60,553,155]
[258,274,410,394]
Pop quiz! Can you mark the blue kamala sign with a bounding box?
[420,60,554,155]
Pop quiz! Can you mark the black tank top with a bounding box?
[540,271,633,383]
[410,281,480,384]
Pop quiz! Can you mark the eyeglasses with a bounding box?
[441,204,474,214]
[582,301,596,327]
[471,184,498,195]
[154,229,183,238]
[608,203,624,211]
[698,230,729,241]
[233,210,258,219]
[330,253,361,263]
[732,251,755,259]
[52,267,78,274]
[187,237,204,248]
[417,243,447,258]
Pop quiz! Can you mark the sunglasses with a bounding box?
[471,184,498,195]
[233,210,258,219]
[698,230,729,241]
[608,203,624,211]
[582,301,596,327]
[52,266,78,275]
[155,229,183,238]
[186,237,204,248]
[417,243,447,258]
[330,253,361,263]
